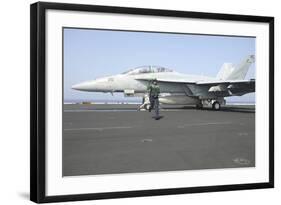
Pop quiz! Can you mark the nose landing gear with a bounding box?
[138,94,151,111]
[144,104,151,111]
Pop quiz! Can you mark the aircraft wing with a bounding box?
[135,77,196,84]
[196,79,255,86]
[135,77,255,96]
[135,77,255,86]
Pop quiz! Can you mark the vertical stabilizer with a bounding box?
[226,55,255,80]
[216,63,235,80]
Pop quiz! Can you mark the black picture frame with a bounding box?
[30,1,274,203]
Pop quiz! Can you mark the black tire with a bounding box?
[196,103,203,109]
[212,101,221,110]
[144,104,151,110]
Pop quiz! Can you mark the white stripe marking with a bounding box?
[64,109,193,112]
[178,122,232,128]
[64,126,132,131]
[64,110,136,112]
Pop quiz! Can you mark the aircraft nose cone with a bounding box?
[72,83,81,90]
[72,82,90,91]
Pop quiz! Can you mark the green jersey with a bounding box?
[148,84,160,97]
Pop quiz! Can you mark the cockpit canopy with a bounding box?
[122,65,173,75]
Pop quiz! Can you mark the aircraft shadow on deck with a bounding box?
[161,106,255,113]
[217,107,255,113]
[65,105,255,113]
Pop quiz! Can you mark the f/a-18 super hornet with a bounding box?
[72,55,255,110]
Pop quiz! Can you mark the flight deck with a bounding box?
[63,104,255,176]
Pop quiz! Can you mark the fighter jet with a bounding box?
[72,55,255,110]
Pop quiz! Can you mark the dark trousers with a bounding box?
[150,96,159,117]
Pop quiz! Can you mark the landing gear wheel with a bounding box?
[212,101,221,110]
[144,104,151,111]
[196,103,203,109]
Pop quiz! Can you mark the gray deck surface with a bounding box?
[63,104,255,176]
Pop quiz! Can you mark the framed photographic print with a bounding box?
[30,2,274,203]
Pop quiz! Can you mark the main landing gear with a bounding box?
[195,102,203,109]
[196,99,222,111]
[212,101,221,111]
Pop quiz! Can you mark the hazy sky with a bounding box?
[64,28,255,103]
